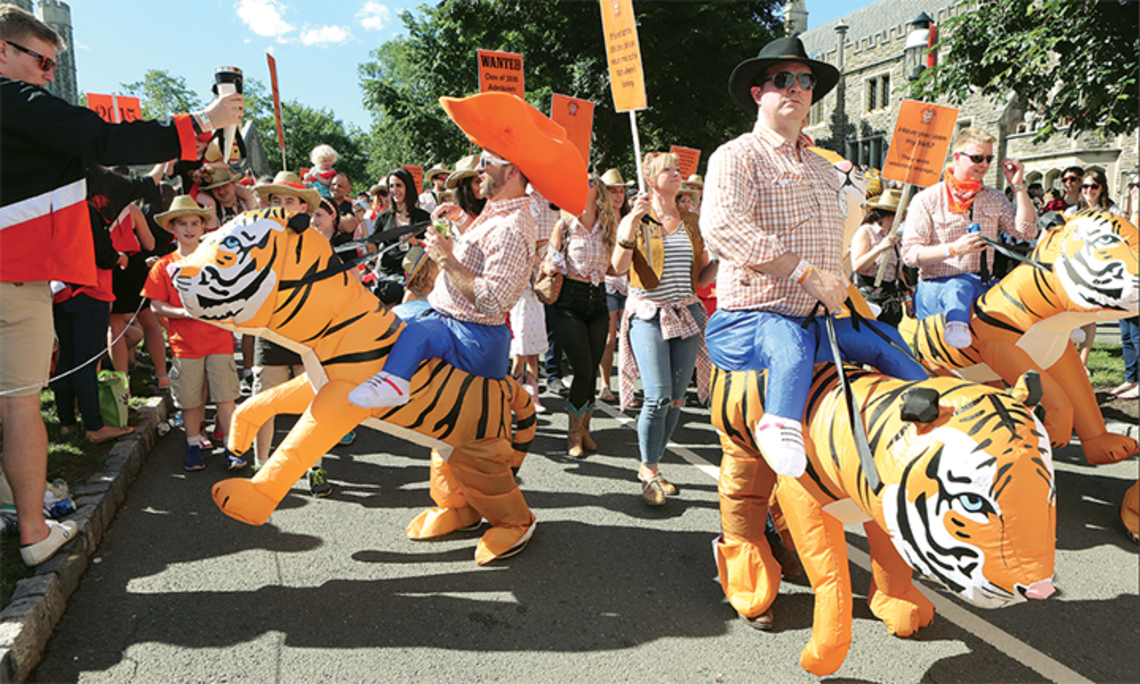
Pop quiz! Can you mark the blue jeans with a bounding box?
[384,309,511,380]
[705,309,928,421]
[629,303,704,467]
[1122,316,1139,383]
[914,274,991,323]
[52,294,110,431]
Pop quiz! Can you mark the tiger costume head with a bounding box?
[876,376,1056,609]
[1040,208,1139,312]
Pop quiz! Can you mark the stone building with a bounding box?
[7,0,78,105]
[793,0,1138,204]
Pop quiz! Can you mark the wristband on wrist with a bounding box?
[943,244,957,258]
[617,237,636,250]
[790,258,814,285]
[190,110,215,134]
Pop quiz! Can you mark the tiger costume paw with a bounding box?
[212,478,278,526]
[800,634,850,677]
[406,505,484,540]
[474,517,536,565]
[1082,432,1139,465]
[868,582,935,637]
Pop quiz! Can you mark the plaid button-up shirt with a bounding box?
[565,218,609,286]
[701,122,845,316]
[901,183,1037,280]
[428,195,536,326]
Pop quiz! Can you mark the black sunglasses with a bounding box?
[1062,176,1081,183]
[959,152,995,164]
[4,39,55,72]
[1082,183,1101,190]
[764,71,816,91]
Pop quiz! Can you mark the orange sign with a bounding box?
[670,146,701,180]
[477,50,524,97]
[403,165,424,196]
[598,0,647,112]
[882,99,959,188]
[266,53,287,159]
[86,93,142,123]
[551,94,595,165]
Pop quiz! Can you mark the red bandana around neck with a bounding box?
[944,166,982,214]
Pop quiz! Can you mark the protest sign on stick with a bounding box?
[599,0,648,190]
[86,93,141,124]
[266,54,287,170]
[670,146,701,180]
[477,50,524,97]
[551,94,595,165]
[403,165,424,196]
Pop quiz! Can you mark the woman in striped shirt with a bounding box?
[613,152,717,506]
[545,173,617,456]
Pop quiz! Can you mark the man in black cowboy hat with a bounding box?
[701,36,927,629]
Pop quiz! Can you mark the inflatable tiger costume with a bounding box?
[171,209,537,565]
[712,363,1056,676]
[914,209,1139,465]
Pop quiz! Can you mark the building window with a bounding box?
[845,135,886,169]
[865,73,890,113]
[807,98,823,127]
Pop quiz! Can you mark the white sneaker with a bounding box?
[752,414,807,477]
[944,321,973,349]
[20,519,78,566]
[348,371,412,408]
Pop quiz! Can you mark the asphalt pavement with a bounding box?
[30,397,1140,683]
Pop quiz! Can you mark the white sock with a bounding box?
[187,435,202,447]
[752,414,807,477]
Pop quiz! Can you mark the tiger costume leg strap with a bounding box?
[864,521,935,637]
[710,368,782,619]
[776,474,853,677]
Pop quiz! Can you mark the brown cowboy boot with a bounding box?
[580,404,597,452]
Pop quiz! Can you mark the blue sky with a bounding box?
[71,0,862,131]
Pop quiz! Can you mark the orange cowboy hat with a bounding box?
[439,92,588,215]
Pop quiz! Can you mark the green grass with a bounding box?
[2,355,159,607]
[1087,339,1125,389]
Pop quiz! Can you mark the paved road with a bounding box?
[33,398,1139,683]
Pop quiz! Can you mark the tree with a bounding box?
[359,0,783,184]
[255,100,369,190]
[120,69,203,119]
[907,0,1139,140]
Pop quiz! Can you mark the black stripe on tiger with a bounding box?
[434,373,479,439]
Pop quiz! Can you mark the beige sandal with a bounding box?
[640,475,667,506]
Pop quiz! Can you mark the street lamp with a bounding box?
[905,12,933,81]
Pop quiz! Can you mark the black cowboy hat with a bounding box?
[728,36,840,114]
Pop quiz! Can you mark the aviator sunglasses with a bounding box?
[3,39,55,71]
[764,71,817,91]
[958,152,995,164]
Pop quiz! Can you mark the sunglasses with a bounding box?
[1082,183,1101,190]
[1062,176,1081,183]
[476,153,512,171]
[4,39,55,72]
[763,71,817,91]
[958,153,995,164]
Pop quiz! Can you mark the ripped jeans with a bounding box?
[628,303,703,467]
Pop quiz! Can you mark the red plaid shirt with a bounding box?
[901,183,1037,280]
[428,195,536,325]
[701,122,845,316]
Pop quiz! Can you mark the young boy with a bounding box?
[142,196,245,471]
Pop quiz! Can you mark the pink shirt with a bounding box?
[701,122,845,316]
[428,195,536,326]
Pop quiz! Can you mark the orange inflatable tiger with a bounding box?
[913,209,1139,465]
[171,208,536,565]
[712,363,1056,676]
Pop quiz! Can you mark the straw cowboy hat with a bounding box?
[255,171,321,212]
[445,155,479,189]
[678,185,701,199]
[402,245,430,286]
[600,168,634,188]
[439,92,588,215]
[728,36,840,114]
[869,188,902,213]
[155,195,212,229]
[684,174,704,189]
[369,179,388,196]
[200,167,238,190]
[424,163,450,182]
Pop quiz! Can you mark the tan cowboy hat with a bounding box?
[600,168,634,188]
[424,163,450,182]
[254,171,321,212]
[677,185,701,198]
[870,188,902,213]
[438,189,454,203]
[200,167,238,190]
[439,92,588,215]
[402,245,430,286]
[154,195,212,229]
[369,180,388,196]
[445,154,479,189]
[684,174,704,188]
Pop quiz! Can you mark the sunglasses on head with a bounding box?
[958,152,995,164]
[1082,182,1101,190]
[4,39,55,71]
[763,71,817,91]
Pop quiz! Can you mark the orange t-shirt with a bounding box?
[141,252,234,359]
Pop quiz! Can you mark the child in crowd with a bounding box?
[141,196,245,472]
[304,144,339,198]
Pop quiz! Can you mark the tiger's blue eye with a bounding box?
[222,236,241,250]
[959,494,986,513]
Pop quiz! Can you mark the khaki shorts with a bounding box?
[0,282,53,397]
[171,354,241,409]
[252,364,307,395]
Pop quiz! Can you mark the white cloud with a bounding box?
[356,1,391,31]
[236,0,295,41]
[74,41,90,51]
[299,25,354,46]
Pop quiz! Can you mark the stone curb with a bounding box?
[0,395,171,683]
